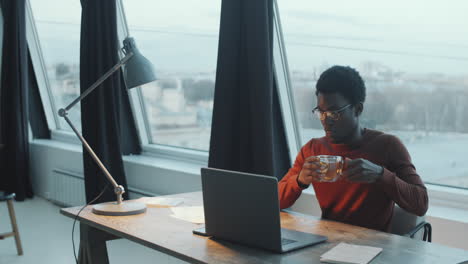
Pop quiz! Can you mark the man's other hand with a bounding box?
[342,158,384,183]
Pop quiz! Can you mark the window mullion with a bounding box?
[116,0,151,146]
[272,0,302,162]
[25,0,60,131]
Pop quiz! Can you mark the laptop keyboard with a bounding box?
[281,238,296,245]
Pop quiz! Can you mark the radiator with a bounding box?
[51,168,86,207]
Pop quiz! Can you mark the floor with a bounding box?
[0,196,186,264]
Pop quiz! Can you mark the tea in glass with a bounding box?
[316,155,344,182]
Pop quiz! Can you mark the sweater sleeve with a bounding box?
[376,135,429,216]
[278,143,310,209]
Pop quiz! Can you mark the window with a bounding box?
[278,0,468,188]
[122,0,221,151]
[29,0,82,132]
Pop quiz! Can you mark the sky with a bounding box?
[277,0,468,75]
[28,0,468,75]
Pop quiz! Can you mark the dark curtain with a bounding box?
[80,0,131,203]
[0,0,33,200]
[118,73,141,155]
[208,0,290,180]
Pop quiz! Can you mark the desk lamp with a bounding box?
[58,37,156,216]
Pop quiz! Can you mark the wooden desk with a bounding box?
[61,192,468,264]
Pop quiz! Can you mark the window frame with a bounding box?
[116,0,151,148]
[25,0,61,132]
[272,0,303,162]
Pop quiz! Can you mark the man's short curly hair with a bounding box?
[315,65,366,104]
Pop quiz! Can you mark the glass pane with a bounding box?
[30,0,81,131]
[278,0,468,188]
[123,0,221,151]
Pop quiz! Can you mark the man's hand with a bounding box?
[297,156,327,185]
[342,158,384,183]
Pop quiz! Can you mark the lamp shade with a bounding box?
[122,37,157,89]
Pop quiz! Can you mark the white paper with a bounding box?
[320,242,383,264]
[169,206,205,224]
[137,196,184,207]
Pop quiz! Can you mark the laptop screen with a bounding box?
[200,167,283,250]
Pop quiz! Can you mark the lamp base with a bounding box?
[92,201,146,216]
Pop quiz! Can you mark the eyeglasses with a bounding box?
[312,104,352,121]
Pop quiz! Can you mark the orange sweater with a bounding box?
[278,129,428,232]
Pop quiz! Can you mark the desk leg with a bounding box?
[78,223,119,264]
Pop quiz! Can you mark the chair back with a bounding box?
[390,205,424,235]
[391,205,431,241]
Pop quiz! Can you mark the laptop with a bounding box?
[195,167,327,253]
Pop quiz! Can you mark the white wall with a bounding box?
[30,139,468,252]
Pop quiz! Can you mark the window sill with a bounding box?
[32,138,204,175]
[123,152,203,176]
[48,130,209,167]
[142,144,208,166]
[50,129,81,145]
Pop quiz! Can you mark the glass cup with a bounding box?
[315,155,344,182]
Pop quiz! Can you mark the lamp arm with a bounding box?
[63,51,134,112]
[62,114,126,203]
[57,51,135,205]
